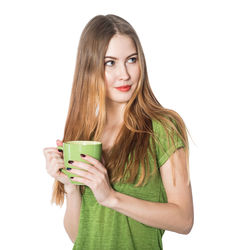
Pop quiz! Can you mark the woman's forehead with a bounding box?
[105,35,137,58]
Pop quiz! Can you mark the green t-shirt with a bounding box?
[73,119,185,250]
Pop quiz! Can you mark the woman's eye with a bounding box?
[128,57,137,63]
[104,57,137,67]
[104,60,115,66]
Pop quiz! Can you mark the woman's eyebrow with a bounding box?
[104,52,138,60]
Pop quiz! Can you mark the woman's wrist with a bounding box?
[64,183,79,195]
[101,190,119,208]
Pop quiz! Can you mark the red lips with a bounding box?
[115,85,131,92]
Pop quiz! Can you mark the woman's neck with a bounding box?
[105,101,126,128]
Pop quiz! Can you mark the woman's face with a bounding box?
[104,34,140,104]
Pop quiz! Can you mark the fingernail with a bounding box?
[58,149,63,153]
[80,154,86,158]
[68,160,74,164]
[66,167,71,170]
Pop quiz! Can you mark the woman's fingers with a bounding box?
[43,144,73,186]
[67,167,95,181]
[44,148,65,176]
[56,139,63,147]
[80,154,107,174]
[68,161,100,177]
[43,147,63,158]
[51,158,64,169]
[47,152,63,163]
[70,176,92,186]
[47,160,64,176]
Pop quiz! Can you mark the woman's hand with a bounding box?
[67,154,116,207]
[43,139,73,187]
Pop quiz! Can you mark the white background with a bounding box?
[0,0,249,249]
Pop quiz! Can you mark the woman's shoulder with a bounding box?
[150,113,185,148]
[151,116,176,133]
[151,110,184,135]
[150,115,186,167]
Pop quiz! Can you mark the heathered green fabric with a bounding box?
[73,119,185,250]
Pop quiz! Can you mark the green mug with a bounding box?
[57,141,102,185]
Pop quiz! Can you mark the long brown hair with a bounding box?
[52,14,191,206]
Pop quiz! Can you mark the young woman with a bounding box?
[43,14,194,250]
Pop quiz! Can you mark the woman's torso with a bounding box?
[72,120,176,250]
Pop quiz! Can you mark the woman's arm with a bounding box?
[63,184,83,242]
[68,148,194,234]
[43,143,83,241]
[106,148,194,234]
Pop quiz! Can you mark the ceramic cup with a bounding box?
[57,141,102,185]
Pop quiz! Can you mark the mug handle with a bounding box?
[57,146,63,152]
[57,146,64,171]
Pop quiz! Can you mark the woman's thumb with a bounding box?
[56,139,63,146]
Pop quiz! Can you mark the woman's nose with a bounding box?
[117,64,130,80]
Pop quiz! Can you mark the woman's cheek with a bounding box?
[104,71,114,87]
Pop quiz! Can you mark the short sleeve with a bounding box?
[152,119,185,168]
